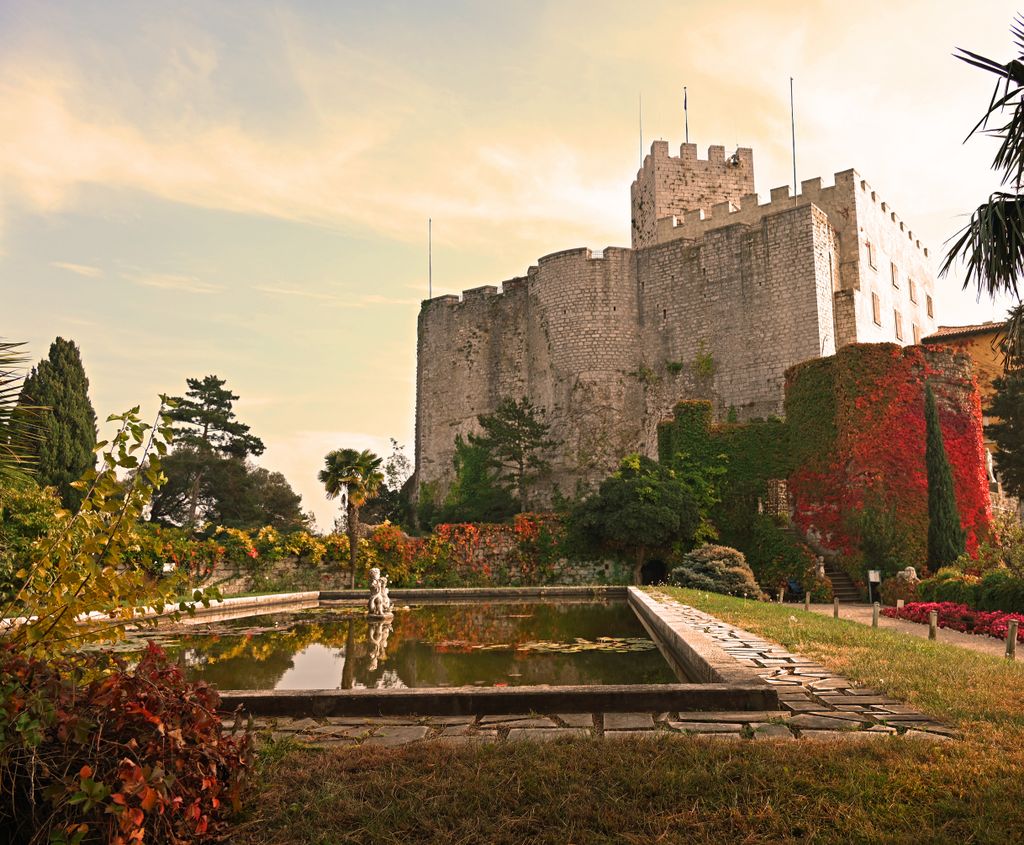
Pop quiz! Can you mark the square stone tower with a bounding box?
[630,141,754,248]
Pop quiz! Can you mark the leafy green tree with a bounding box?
[15,338,97,509]
[162,375,265,527]
[942,19,1024,367]
[470,398,557,511]
[988,372,1024,497]
[666,448,727,543]
[568,454,699,584]
[319,448,384,587]
[925,385,966,569]
[433,435,516,527]
[150,452,306,532]
[361,439,414,527]
[0,479,62,602]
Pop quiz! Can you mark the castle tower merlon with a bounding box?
[462,285,499,301]
[801,177,823,196]
[421,293,460,309]
[630,140,755,249]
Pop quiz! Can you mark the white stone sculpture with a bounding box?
[896,566,919,584]
[368,567,394,618]
[367,619,393,671]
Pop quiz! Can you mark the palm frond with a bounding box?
[940,192,1024,300]
[998,302,1024,371]
[0,341,43,483]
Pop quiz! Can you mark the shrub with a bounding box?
[746,515,817,592]
[669,544,766,600]
[0,642,251,844]
[801,564,834,603]
[976,567,1024,614]
[882,601,1024,642]
[880,574,919,606]
[918,568,981,607]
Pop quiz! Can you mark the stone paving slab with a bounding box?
[507,728,590,742]
[603,712,656,730]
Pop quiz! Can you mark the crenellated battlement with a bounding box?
[420,249,632,309]
[653,168,930,259]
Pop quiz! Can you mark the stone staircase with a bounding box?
[822,559,862,604]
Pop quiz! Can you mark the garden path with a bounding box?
[804,602,1013,659]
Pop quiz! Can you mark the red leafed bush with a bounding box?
[881,601,1024,642]
[0,642,252,845]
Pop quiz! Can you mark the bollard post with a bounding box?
[804,592,811,612]
[929,610,938,640]
[778,587,785,604]
[872,602,880,628]
[833,597,840,619]
[1007,620,1019,661]
[896,599,905,610]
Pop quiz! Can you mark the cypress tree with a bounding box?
[925,384,965,568]
[16,338,97,510]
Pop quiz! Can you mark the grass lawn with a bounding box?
[232,588,1024,845]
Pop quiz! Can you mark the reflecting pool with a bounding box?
[152,600,682,690]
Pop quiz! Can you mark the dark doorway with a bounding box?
[640,558,668,585]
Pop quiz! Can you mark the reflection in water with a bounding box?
[155,600,682,690]
[274,643,345,690]
[367,620,392,671]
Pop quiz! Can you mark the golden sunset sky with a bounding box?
[1,0,1018,527]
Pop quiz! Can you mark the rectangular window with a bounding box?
[891,262,899,288]
[894,310,903,341]
[909,278,917,303]
[913,323,921,344]
[867,241,877,270]
[926,294,934,318]
[872,292,881,326]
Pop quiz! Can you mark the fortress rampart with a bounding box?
[413,141,941,506]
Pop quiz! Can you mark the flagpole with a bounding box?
[790,77,797,198]
[428,218,432,299]
[684,86,689,144]
[639,93,643,165]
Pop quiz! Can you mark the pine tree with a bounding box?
[470,398,557,512]
[16,338,97,510]
[163,375,265,527]
[925,384,966,568]
[987,372,1024,497]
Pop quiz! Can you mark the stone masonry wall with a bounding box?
[635,202,836,438]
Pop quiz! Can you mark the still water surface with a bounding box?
[162,600,681,690]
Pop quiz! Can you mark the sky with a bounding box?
[1,0,1020,529]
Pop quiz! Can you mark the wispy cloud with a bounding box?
[51,261,103,278]
[255,286,421,308]
[123,270,222,294]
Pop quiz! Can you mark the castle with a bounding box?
[413,140,940,505]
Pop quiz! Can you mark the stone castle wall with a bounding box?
[413,141,941,507]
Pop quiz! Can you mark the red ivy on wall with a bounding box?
[787,344,991,570]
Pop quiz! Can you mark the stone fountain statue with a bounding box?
[367,567,394,619]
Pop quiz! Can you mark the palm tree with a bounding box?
[942,17,1024,368]
[319,448,384,588]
